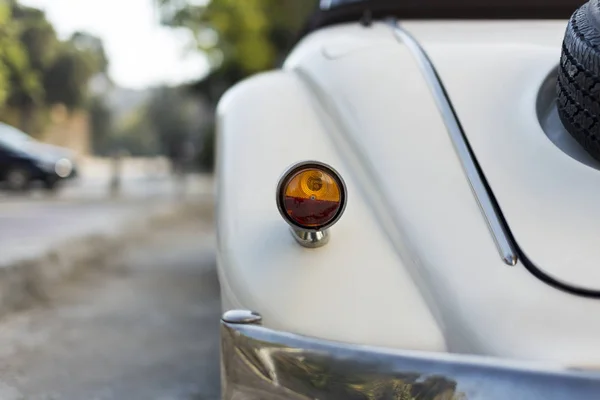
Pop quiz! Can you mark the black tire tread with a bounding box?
[557,0,600,162]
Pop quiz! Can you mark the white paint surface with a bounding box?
[218,20,600,365]
[405,21,600,292]
[217,67,446,352]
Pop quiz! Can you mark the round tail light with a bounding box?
[277,161,347,232]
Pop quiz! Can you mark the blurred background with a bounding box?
[0,1,587,399]
[0,0,318,174]
[0,1,319,398]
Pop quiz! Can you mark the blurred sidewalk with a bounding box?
[0,156,214,202]
[0,155,213,288]
[0,157,215,305]
[0,199,182,268]
[61,157,212,201]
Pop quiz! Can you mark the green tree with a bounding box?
[10,3,108,110]
[0,3,15,104]
[112,108,159,156]
[158,0,317,101]
[89,96,113,155]
[0,2,44,131]
[70,31,109,75]
[157,0,317,170]
[1,3,43,107]
[43,50,89,108]
[0,2,110,135]
[43,32,109,109]
[13,4,59,71]
[108,86,205,160]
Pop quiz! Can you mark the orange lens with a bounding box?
[282,167,343,229]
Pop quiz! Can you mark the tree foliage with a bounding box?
[159,0,317,101]
[156,0,318,169]
[13,4,58,72]
[0,1,110,135]
[0,2,40,109]
[109,86,206,163]
[89,96,113,155]
[43,42,101,109]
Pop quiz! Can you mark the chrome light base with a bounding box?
[291,228,330,248]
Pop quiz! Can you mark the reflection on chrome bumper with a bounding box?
[221,310,600,399]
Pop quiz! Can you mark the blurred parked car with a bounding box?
[217,0,600,399]
[0,123,77,191]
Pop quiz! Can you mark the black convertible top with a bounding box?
[304,0,582,33]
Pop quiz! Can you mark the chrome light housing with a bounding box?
[276,161,347,248]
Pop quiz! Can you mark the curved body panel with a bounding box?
[406,21,600,293]
[217,20,600,365]
[216,61,445,352]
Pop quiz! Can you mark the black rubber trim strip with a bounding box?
[302,0,583,36]
[517,247,600,298]
[474,134,600,298]
[395,21,600,299]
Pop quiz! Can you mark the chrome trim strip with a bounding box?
[390,21,518,266]
[221,310,600,399]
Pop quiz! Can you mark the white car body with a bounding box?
[217,16,600,374]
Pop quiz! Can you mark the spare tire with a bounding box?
[557,0,600,162]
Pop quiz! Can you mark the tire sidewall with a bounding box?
[5,167,31,191]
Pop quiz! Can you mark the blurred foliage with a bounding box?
[111,109,160,157]
[89,96,113,155]
[110,86,207,171]
[0,0,317,163]
[0,0,320,162]
[160,0,317,101]
[157,0,318,170]
[0,1,109,137]
[0,2,40,112]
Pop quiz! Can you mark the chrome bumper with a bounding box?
[221,310,600,399]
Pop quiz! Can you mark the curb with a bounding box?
[0,200,212,317]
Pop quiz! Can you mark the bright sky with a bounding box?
[20,0,210,89]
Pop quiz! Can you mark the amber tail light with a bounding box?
[276,161,347,233]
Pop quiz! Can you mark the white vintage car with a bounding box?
[216,0,600,398]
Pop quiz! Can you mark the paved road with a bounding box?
[0,174,212,202]
[0,156,212,202]
[0,172,214,267]
[0,212,221,399]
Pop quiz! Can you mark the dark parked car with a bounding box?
[0,123,77,191]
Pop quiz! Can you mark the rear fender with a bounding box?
[215,69,445,352]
